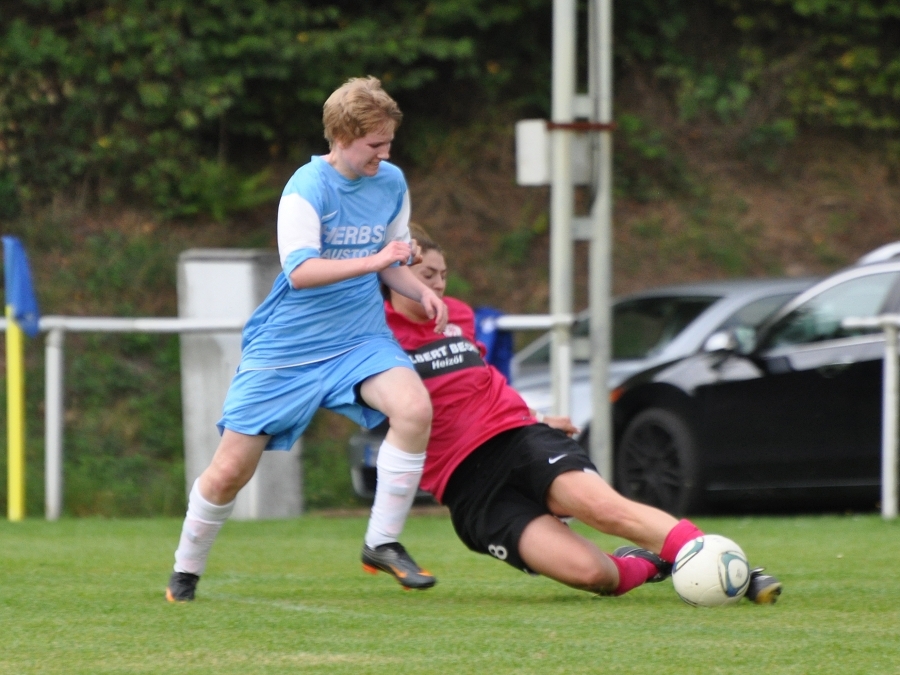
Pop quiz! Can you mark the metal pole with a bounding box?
[44,328,65,521]
[587,0,614,480]
[882,323,898,519]
[6,308,26,521]
[550,0,576,416]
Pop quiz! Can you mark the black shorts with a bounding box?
[442,423,597,574]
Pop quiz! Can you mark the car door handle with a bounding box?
[816,361,853,378]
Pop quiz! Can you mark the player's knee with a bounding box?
[205,458,252,499]
[569,556,616,591]
[394,394,432,433]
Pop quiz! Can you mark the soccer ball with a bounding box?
[672,535,751,607]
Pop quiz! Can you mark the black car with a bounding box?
[614,245,900,515]
[348,276,815,502]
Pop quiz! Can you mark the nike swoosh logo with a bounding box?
[321,210,338,222]
[548,455,566,464]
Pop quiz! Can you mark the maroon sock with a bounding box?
[609,555,658,596]
[659,519,704,563]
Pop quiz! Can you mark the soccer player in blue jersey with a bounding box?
[166,77,448,601]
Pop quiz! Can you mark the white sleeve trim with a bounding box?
[278,193,321,266]
[383,190,411,244]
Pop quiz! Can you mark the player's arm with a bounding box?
[380,265,448,333]
[279,188,415,290]
[288,242,412,289]
[530,408,579,437]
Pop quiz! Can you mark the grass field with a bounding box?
[2,512,899,674]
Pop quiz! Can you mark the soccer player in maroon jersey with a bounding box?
[382,228,781,602]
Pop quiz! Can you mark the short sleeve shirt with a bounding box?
[240,156,411,369]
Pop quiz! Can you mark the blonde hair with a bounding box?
[323,76,403,148]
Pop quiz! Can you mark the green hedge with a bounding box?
[2,1,899,216]
[0,0,551,218]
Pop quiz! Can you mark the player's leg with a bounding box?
[518,515,668,595]
[545,469,682,553]
[357,366,435,588]
[168,430,269,602]
[546,471,784,602]
[518,515,617,592]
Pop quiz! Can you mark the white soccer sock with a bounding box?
[364,440,425,549]
[173,479,235,576]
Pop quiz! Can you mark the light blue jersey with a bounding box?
[239,156,411,369]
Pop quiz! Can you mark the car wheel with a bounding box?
[615,408,701,515]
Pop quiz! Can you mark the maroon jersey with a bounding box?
[385,297,535,502]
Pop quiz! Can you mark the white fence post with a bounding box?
[44,328,65,521]
[881,323,899,519]
[844,314,900,520]
[32,316,245,519]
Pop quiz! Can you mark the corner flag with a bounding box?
[3,235,40,521]
[3,236,41,337]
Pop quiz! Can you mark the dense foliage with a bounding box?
[2,1,899,219]
[624,0,900,136]
[0,0,550,217]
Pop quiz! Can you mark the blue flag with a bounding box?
[474,306,514,381]
[2,236,41,337]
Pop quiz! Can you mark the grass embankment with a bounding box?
[1,514,898,674]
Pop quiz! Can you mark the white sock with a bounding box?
[364,440,425,549]
[173,479,235,576]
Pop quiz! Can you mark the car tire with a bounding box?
[615,408,701,516]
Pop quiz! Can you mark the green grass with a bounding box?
[1,514,899,674]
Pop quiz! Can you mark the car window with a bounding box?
[612,295,719,359]
[718,293,800,331]
[764,272,900,349]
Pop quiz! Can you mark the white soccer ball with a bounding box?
[672,534,751,607]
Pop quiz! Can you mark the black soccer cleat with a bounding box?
[166,571,200,602]
[362,542,437,590]
[613,545,673,583]
[745,567,782,604]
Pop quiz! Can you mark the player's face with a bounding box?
[411,250,447,298]
[331,124,394,179]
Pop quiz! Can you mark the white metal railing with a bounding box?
[495,313,573,331]
[843,315,900,520]
[2,316,245,520]
[4,312,568,520]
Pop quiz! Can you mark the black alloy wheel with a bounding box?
[615,408,701,515]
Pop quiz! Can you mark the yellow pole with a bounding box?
[6,305,26,521]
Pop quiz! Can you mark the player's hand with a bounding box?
[420,289,448,333]
[544,416,579,437]
[375,241,414,270]
[408,238,424,266]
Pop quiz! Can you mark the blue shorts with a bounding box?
[217,336,414,450]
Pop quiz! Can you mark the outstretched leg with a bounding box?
[546,470,677,551]
[545,470,703,563]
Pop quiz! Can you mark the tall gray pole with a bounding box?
[588,0,614,479]
[550,0,576,416]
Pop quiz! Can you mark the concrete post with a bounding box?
[177,249,302,520]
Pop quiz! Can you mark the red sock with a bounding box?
[659,519,704,563]
[609,555,658,596]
